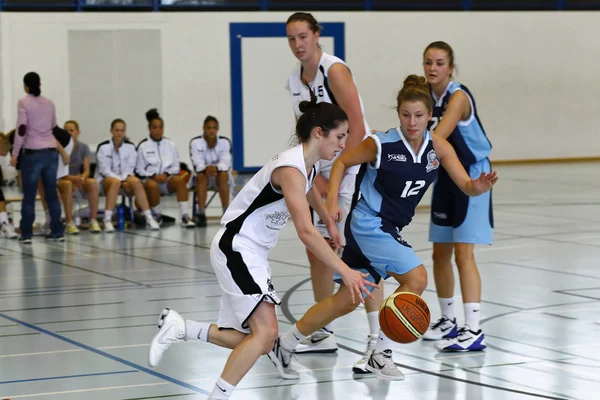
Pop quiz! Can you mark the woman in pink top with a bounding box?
[10,72,63,242]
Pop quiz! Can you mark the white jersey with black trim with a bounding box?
[287,51,370,178]
[220,144,318,250]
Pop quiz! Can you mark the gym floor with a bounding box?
[0,162,598,400]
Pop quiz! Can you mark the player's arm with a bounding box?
[306,184,342,249]
[273,166,378,303]
[326,137,378,217]
[328,64,366,153]
[431,90,471,139]
[433,135,498,196]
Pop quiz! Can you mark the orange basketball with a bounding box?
[379,292,431,344]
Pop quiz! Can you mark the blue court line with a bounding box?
[0,370,138,385]
[0,312,209,397]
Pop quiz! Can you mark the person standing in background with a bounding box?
[10,72,63,243]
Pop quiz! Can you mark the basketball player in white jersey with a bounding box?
[147,99,378,400]
[285,11,385,372]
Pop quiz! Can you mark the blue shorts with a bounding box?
[334,202,423,292]
[429,158,493,244]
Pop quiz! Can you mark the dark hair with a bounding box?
[23,72,41,97]
[295,91,347,143]
[424,41,456,76]
[396,75,434,113]
[111,118,126,129]
[203,115,219,127]
[146,108,163,127]
[286,12,322,34]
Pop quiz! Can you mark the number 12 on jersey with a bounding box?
[401,180,425,198]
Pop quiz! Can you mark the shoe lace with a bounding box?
[430,316,450,330]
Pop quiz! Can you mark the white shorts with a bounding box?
[312,172,355,246]
[142,175,176,196]
[211,227,280,334]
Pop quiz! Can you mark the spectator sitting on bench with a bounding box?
[136,108,195,228]
[0,133,18,238]
[61,120,102,233]
[189,115,232,227]
[95,118,160,231]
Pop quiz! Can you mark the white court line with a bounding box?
[5,382,168,399]
[555,342,600,349]
[3,365,368,398]
[0,343,148,358]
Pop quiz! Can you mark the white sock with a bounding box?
[280,324,306,351]
[104,210,113,223]
[375,329,394,353]
[178,202,189,218]
[464,302,481,332]
[0,212,8,225]
[151,206,161,216]
[197,206,205,216]
[210,377,235,399]
[367,311,380,338]
[45,210,50,224]
[142,209,152,219]
[185,320,210,342]
[439,297,455,320]
[322,323,334,333]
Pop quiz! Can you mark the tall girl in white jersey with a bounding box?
[285,12,384,368]
[147,99,377,400]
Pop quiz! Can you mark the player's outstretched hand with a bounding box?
[341,269,379,304]
[472,171,498,195]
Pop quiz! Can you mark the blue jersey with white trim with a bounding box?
[429,81,491,166]
[356,128,439,229]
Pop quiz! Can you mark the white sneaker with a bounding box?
[422,316,459,341]
[435,326,486,352]
[353,334,378,374]
[148,308,186,368]
[1,222,17,239]
[365,349,405,381]
[267,337,299,380]
[146,216,160,231]
[104,221,115,233]
[294,329,338,354]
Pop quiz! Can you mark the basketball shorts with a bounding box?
[429,158,494,244]
[211,227,280,334]
[334,201,422,295]
[312,172,355,246]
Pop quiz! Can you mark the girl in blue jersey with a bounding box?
[272,75,498,381]
[421,41,494,352]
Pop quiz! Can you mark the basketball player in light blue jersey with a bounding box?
[271,75,497,381]
[421,41,493,352]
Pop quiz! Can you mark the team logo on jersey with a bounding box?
[388,153,407,162]
[425,150,440,173]
[265,210,291,229]
[267,278,275,293]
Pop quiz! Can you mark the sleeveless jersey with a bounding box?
[428,81,492,166]
[356,128,439,229]
[287,52,370,177]
[221,144,317,250]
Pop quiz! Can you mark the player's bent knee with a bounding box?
[253,325,278,355]
[411,267,428,295]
